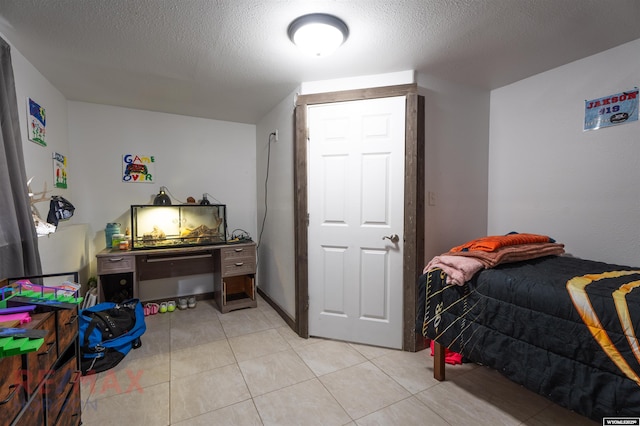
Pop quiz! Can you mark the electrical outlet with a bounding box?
[274,129,279,142]
[428,191,436,206]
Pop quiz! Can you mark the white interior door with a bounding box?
[307,96,405,349]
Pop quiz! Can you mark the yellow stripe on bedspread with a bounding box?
[613,280,640,366]
[566,271,640,386]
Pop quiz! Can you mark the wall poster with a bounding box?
[27,97,46,146]
[53,152,68,189]
[584,88,638,131]
[122,154,155,183]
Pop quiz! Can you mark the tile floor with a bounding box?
[79,296,598,425]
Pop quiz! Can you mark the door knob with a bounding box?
[382,234,399,243]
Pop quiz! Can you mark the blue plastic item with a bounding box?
[105,223,121,248]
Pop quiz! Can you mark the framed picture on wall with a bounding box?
[122,154,155,183]
[27,97,46,146]
[53,152,67,189]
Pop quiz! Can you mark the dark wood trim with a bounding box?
[257,287,296,330]
[296,84,417,106]
[402,93,426,352]
[293,83,424,350]
[294,103,309,337]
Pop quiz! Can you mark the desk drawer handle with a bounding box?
[234,262,244,267]
[234,248,244,252]
[108,257,125,262]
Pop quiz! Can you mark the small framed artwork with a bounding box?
[122,154,155,183]
[53,152,68,189]
[28,97,46,146]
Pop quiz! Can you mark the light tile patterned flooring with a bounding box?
[80,296,598,425]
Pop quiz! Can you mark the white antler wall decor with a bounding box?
[27,177,56,236]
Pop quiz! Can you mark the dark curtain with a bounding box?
[0,37,42,278]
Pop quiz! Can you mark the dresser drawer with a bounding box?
[56,307,79,354]
[97,255,135,274]
[52,378,81,426]
[25,313,57,396]
[45,355,80,426]
[0,353,27,426]
[12,385,44,426]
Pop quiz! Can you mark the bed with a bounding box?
[416,235,640,421]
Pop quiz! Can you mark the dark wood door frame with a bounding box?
[293,84,425,351]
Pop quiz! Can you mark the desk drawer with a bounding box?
[221,245,256,277]
[221,245,256,262]
[98,256,135,274]
[221,258,256,277]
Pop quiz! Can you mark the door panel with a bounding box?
[308,96,405,349]
[362,154,390,224]
[322,246,347,315]
[360,248,389,320]
[323,155,348,223]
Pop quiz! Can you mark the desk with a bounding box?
[96,242,256,313]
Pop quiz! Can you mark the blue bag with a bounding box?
[79,299,146,375]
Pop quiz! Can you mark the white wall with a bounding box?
[4,32,91,281]
[417,74,490,261]
[300,70,415,94]
[6,31,259,298]
[67,102,257,297]
[255,90,298,318]
[255,71,490,316]
[489,38,640,266]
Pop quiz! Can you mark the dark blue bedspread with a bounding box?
[416,255,640,421]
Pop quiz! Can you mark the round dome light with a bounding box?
[288,14,349,57]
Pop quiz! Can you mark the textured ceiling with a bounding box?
[1,0,640,124]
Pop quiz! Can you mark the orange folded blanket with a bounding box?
[446,242,565,268]
[449,233,552,253]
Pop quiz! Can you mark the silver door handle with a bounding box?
[382,234,399,243]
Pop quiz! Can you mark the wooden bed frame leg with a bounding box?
[433,341,445,381]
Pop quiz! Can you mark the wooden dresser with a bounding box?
[0,278,82,426]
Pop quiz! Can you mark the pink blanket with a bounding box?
[423,255,484,286]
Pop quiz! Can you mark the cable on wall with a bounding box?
[257,131,275,252]
[162,186,185,205]
[203,193,223,204]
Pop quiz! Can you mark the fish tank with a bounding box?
[130,204,227,249]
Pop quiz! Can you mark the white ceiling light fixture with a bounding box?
[288,13,349,57]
